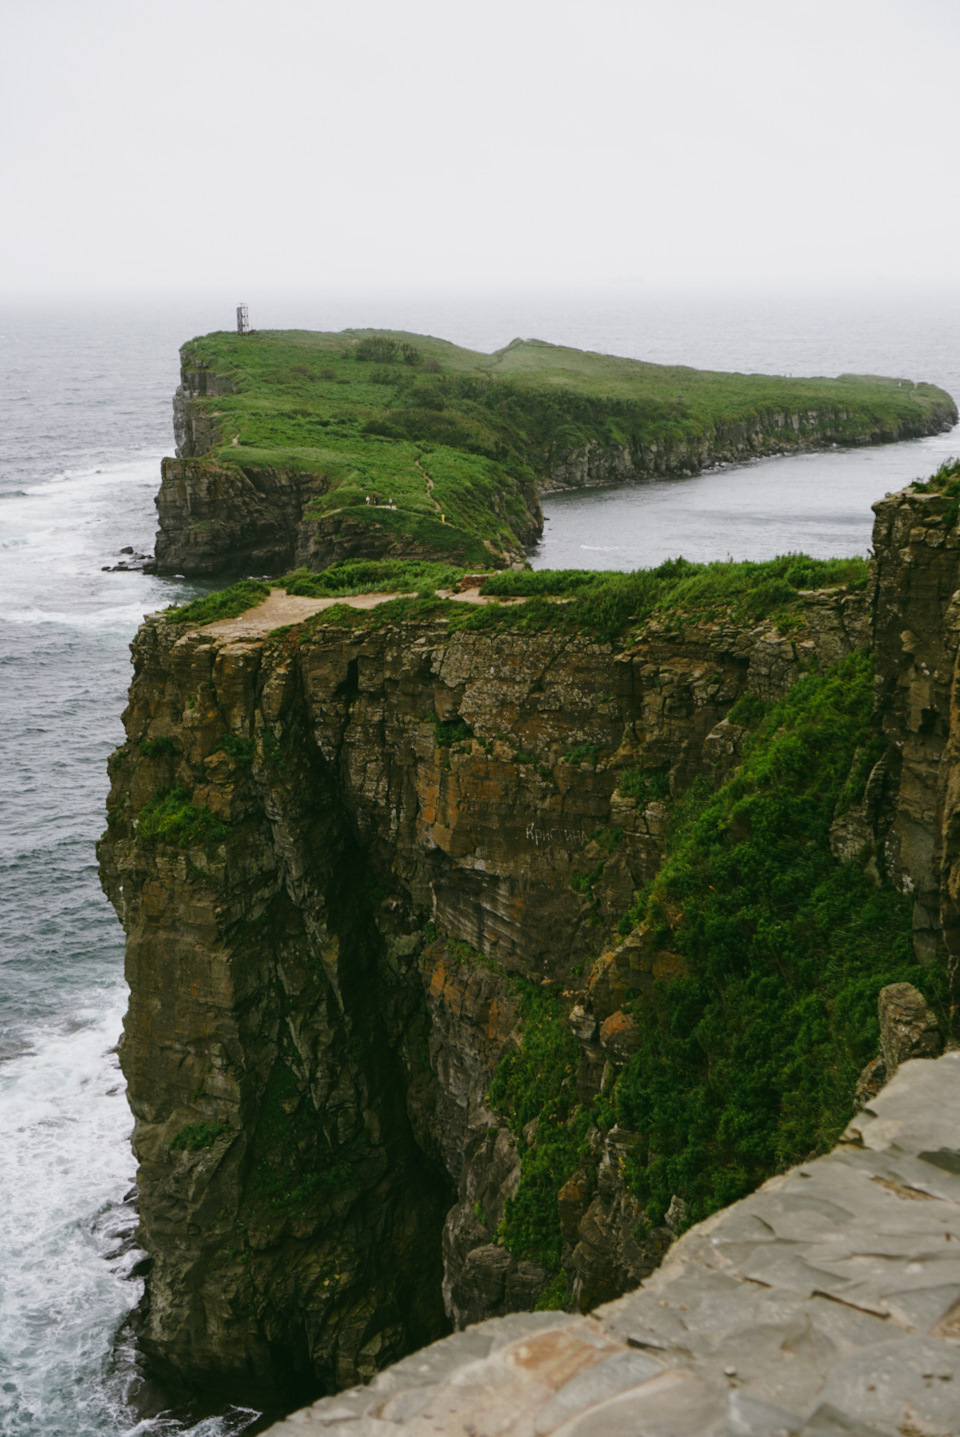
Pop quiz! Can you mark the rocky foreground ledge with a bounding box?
[265,1050,960,1437]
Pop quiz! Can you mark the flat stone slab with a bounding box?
[262,1053,960,1436]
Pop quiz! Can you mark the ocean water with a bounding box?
[1,285,958,1435]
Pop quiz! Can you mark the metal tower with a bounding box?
[237,304,250,335]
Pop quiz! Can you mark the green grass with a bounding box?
[487,981,586,1271]
[908,456,960,495]
[165,580,270,625]
[280,559,466,597]
[136,786,229,851]
[908,458,960,525]
[170,1121,231,1151]
[172,327,955,574]
[158,553,871,644]
[479,649,947,1278]
[214,552,867,651]
[618,767,671,804]
[611,650,947,1224]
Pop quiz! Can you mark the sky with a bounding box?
[2,0,959,295]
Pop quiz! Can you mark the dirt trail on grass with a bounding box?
[197,585,523,641]
[415,458,443,515]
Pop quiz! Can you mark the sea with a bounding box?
[1,284,959,1436]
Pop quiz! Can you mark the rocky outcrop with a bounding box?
[858,489,960,996]
[156,358,541,578]
[854,981,943,1111]
[261,1050,960,1437]
[153,459,311,577]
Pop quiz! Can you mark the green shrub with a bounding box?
[488,982,585,1270]
[139,736,178,758]
[280,559,465,597]
[165,580,269,626]
[612,650,947,1225]
[434,716,472,747]
[136,786,229,851]
[217,734,255,768]
[618,768,670,804]
[726,693,767,728]
[170,1121,230,1151]
[563,743,600,767]
[355,336,403,363]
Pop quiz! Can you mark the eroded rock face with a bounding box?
[99,588,870,1402]
[101,482,960,1409]
[540,406,939,493]
[567,1127,672,1313]
[853,981,943,1111]
[870,489,960,967]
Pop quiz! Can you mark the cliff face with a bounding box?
[99,485,960,1412]
[541,406,933,492]
[867,488,960,996]
[100,577,874,1404]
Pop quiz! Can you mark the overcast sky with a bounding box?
[2,0,959,295]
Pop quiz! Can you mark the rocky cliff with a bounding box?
[99,483,960,1415]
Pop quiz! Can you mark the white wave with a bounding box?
[0,995,137,1435]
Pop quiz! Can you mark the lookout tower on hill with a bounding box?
[237,304,250,335]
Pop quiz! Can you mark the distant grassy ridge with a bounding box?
[170,327,955,573]
[164,553,869,645]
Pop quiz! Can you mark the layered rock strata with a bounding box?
[101,485,960,1410]
[859,488,960,991]
[262,1050,960,1437]
[99,583,869,1400]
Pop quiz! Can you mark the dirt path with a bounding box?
[414,458,443,515]
[197,584,524,641]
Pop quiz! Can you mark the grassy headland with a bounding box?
[166,327,956,574]
[164,551,869,644]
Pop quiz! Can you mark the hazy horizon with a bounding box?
[3,0,959,297]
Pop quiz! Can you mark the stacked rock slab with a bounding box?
[262,1051,960,1437]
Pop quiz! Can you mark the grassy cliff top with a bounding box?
[184,327,954,434]
[173,328,956,572]
[165,551,869,645]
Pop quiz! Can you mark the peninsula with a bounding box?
[149,328,956,577]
